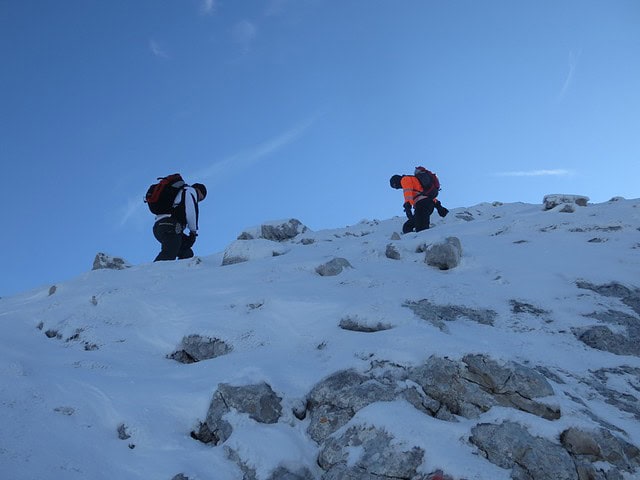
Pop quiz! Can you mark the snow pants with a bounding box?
[153,217,196,261]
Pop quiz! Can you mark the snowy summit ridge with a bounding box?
[1,195,640,480]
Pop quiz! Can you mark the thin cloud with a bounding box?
[232,20,257,53]
[193,114,318,181]
[265,0,289,16]
[149,40,169,59]
[559,50,581,100]
[494,169,573,177]
[200,0,217,15]
[118,114,319,227]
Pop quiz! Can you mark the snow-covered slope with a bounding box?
[1,197,639,480]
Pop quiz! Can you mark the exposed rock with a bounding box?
[339,316,392,333]
[543,194,589,210]
[385,243,401,260]
[117,423,131,440]
[573,310,640,357]
[318,425,424,480]
[510,300,550,316]
[407,355,559,421]
[224,446,257,479]
[316,258,353,276]
[92,252,130,270]
[462,354,560,420]
[390,232,401,240]
[561,427,640,472]
[576,281,640,316]
[590,366,640,421]
[48,285,57,296]
[404,299,497,331]
[168,334,232,363]
[198,382,282,445]
[455,211,475,221]
[425,237,462,270]
[305,370,396,443]
[222,239,290,266]
[237,219,308,242]
[267,466,316,480]
[471,421,578,480]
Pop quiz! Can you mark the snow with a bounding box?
[1,197,639,480]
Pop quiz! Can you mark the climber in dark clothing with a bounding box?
[153,183,207,261]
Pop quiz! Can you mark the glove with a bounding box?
[403,202,413,219]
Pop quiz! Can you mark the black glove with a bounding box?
[437,205,449,217]
[403,202,413,219]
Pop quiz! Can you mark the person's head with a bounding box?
[192,183,207,201]
[389,175,402,189]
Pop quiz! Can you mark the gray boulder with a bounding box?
[200,382,282,445]
[338,316,392,333]
[168,334,232,364]
[316,258,353,277]
[318,425,424,480]
[425,237,462,270]
[471,421,578,480]
[385,243,401,260]
[92,252,130,270]
[238,219,308,242]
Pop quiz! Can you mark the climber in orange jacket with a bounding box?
[390,171,448,233]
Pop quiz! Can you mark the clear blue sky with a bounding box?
[2,0,639,297]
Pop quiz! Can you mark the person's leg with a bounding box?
[402,218,415,234]
[414,199,435,232]
[153,219,183,261]
[177,233,195,259]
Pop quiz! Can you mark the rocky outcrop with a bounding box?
[404,299,497,331]
[237,219,308,242]
[92,252,130,270]
[574,281,640,356]
[471,421,578,480]
[543,194,589,211]
[471,421,640,480]
[318,425,424,480]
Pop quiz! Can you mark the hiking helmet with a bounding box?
[192,183,207,200]
[389,175,402,189]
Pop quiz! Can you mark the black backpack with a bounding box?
[144,173,185,214]
[414,166,440,198]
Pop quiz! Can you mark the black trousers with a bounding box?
[402,198,435,233]
[153,217,196,261]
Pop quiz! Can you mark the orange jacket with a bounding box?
[400,176,429,206]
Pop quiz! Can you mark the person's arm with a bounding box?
[184,188,199,234]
